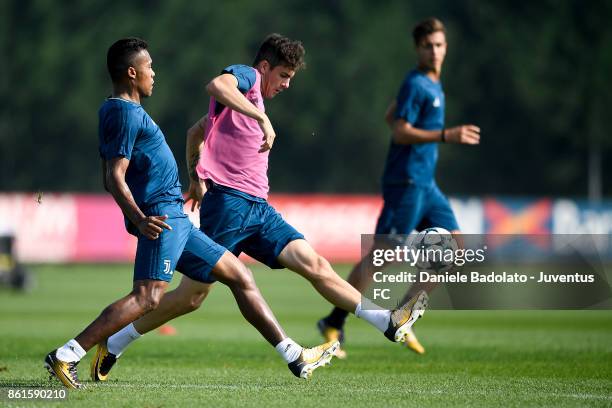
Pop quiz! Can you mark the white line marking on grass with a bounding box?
[100,383,612,400]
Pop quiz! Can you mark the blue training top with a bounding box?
[382,69,445,187]
[222,64,256,93]
[212,64,257,116]
[98,98,183,215]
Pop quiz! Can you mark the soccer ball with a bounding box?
[411,227,458,272]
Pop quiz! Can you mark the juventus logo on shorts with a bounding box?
[163,260,172,275]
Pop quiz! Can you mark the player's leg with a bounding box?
[73,279,169,352]
[213,251,287,344]
[133,276,212,335]
[241,201,427,341]
[89,275,212,382]
[211,249,339,378]
[111,275,211,345]
[184,228,339,378]
[237,202,426,349]
[279,239,362,310]
[318,185,427,351]
[317,253,376,332]
[278,239,427,342]
[45,279,169,388]
[313,254,376,357]
[45,206,188,389]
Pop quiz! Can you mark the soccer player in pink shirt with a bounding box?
[94,34,428,381]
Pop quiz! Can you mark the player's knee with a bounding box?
[134,295,159,314]
[229,263,257,290]
[214,254,256,290]
[133,288,163,314]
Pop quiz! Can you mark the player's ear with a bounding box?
[260,60,270,73]
[127,66,137,79]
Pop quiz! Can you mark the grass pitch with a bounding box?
[0,264,611,407]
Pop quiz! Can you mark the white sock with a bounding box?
[107,323,142,357]
[56,339,86,362]
[355,299,391,332]
[274,338,303,363]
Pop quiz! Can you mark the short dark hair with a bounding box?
[106,37,148,82]
[253,33,306,71]
[412,18,446,45]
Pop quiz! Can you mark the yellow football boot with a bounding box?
[316,319,348,359]
[384,290,428,342]
[90,342,118,382]
[402,328,425,354]
[288,340,340,379]
[44,350,82,389]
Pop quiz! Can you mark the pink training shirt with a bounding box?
[196,68,270,199]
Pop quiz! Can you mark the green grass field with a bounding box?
[1,264,611,407]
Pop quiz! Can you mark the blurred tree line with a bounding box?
[1,0,611,197]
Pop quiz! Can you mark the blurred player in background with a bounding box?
[93,33,428,381]
[318,17,480,358]
[44,38,340,388]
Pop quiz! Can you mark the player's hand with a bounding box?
[445,125,480,145]
[258,115,276,152]
[185,179,206,212]
[137,215,172,240]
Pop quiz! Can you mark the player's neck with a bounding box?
[417,65,442,82]
[111,84,141,104]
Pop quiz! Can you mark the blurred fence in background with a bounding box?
[1,193,611,263]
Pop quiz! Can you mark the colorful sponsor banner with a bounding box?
[484,198,552,234]
[0,193,610,263]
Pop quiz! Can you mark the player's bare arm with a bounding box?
[206,73,276,152]
[185,115,208,212]
[105,157,171,239]
[392,119,481,145]
[186,114,207,182]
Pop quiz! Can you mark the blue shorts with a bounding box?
[375,183,459,234]
[199,183,304,270]
[133,201,226,283]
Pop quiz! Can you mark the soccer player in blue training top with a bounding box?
[317,17,480,358]
[44,38,341,388]
[89,33,429,382]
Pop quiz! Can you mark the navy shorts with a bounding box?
[133,201,226,283]
[199,183,304,270]
[375,183,459,234]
